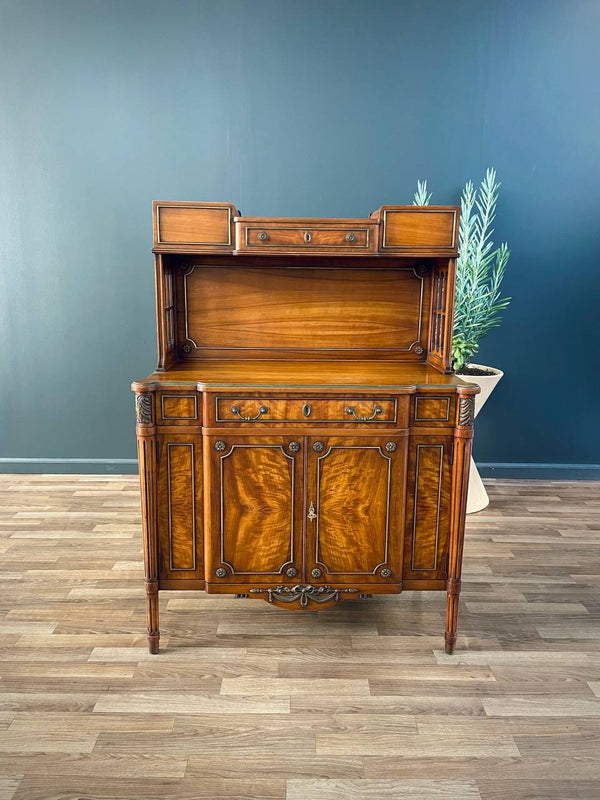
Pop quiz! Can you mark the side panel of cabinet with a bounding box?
[403,435,452,582]
[306,436,406,585]
[204,436,303,586]
[157,432,204,581]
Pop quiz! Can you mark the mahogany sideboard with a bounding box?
[132,201,479,654]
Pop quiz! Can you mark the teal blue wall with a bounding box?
[1,0,599,475]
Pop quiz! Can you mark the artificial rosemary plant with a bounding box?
[412,169,511,372]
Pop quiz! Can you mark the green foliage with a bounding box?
[412,168,511,371]
[412,180,432,206]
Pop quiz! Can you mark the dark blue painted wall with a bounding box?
[1,0,599,473]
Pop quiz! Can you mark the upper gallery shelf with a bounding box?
[152,201,459,257]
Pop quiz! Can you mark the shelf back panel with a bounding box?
[176,265,431,360]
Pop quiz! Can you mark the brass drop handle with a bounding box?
[230,404,268,421]
[307,501,317,522]
[345,404,383,422]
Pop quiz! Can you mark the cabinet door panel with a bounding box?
[307,437,406,584]
[205,436,303,584]
[157,433,203,580]
[403,435,452,581]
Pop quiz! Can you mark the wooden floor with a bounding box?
[0,477,599,800]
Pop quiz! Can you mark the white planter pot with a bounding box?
[457,363,504,514]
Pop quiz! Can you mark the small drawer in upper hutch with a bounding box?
[212,396,400,425]
[235,219,377,254]
[157,393,200,425]
[376,207,459,254]
[153,202,236,251]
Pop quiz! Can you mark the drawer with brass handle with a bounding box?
[213,396,399,425]
[235,219,377,253]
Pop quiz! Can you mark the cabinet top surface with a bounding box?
[132,361,478,392]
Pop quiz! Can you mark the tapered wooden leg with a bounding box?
[445,393,476,654]
[145,580,160,654]
[445,579,461,654]
[135,392,160,654]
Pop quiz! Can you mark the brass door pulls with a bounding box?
[230,404,269,421]
[345,404,383,422]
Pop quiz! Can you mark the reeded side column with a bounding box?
[134,391,160,654]
[445,392,476,654]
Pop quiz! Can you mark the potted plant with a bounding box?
[413,169,511,512]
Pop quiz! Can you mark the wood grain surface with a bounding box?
[307,437,406,583]
[180,267,429,356]
[0,475,599,799]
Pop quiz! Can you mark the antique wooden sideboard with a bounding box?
[132,201,479,654]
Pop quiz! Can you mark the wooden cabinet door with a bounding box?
[204,436,303,586]
[306,437,406,585]
[157,432,204,581]
[403,435,453,582]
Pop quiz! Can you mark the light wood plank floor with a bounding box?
[0,475,599,800]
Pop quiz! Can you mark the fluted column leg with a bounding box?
[445,393,476,654]
[135,392,160,654]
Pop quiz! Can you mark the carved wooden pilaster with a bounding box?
[458,396,475,427]
[135,392,153,425]
[135,392,159,653]
[445,396,475,654]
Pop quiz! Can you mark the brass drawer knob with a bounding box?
[286,566,298,578]
[215,567,227,578]
[380,568,392,578]
[346,232,357,243]
[257,231,269,242]
[288,441,301,453]
[311,567,322,578]
[214,440,228,452]
[385,442,397,452]
[312,441,325,453]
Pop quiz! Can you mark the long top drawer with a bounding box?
[214,396,398,424]
[235,218,378,254]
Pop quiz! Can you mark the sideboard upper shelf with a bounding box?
[152,201,459,257]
